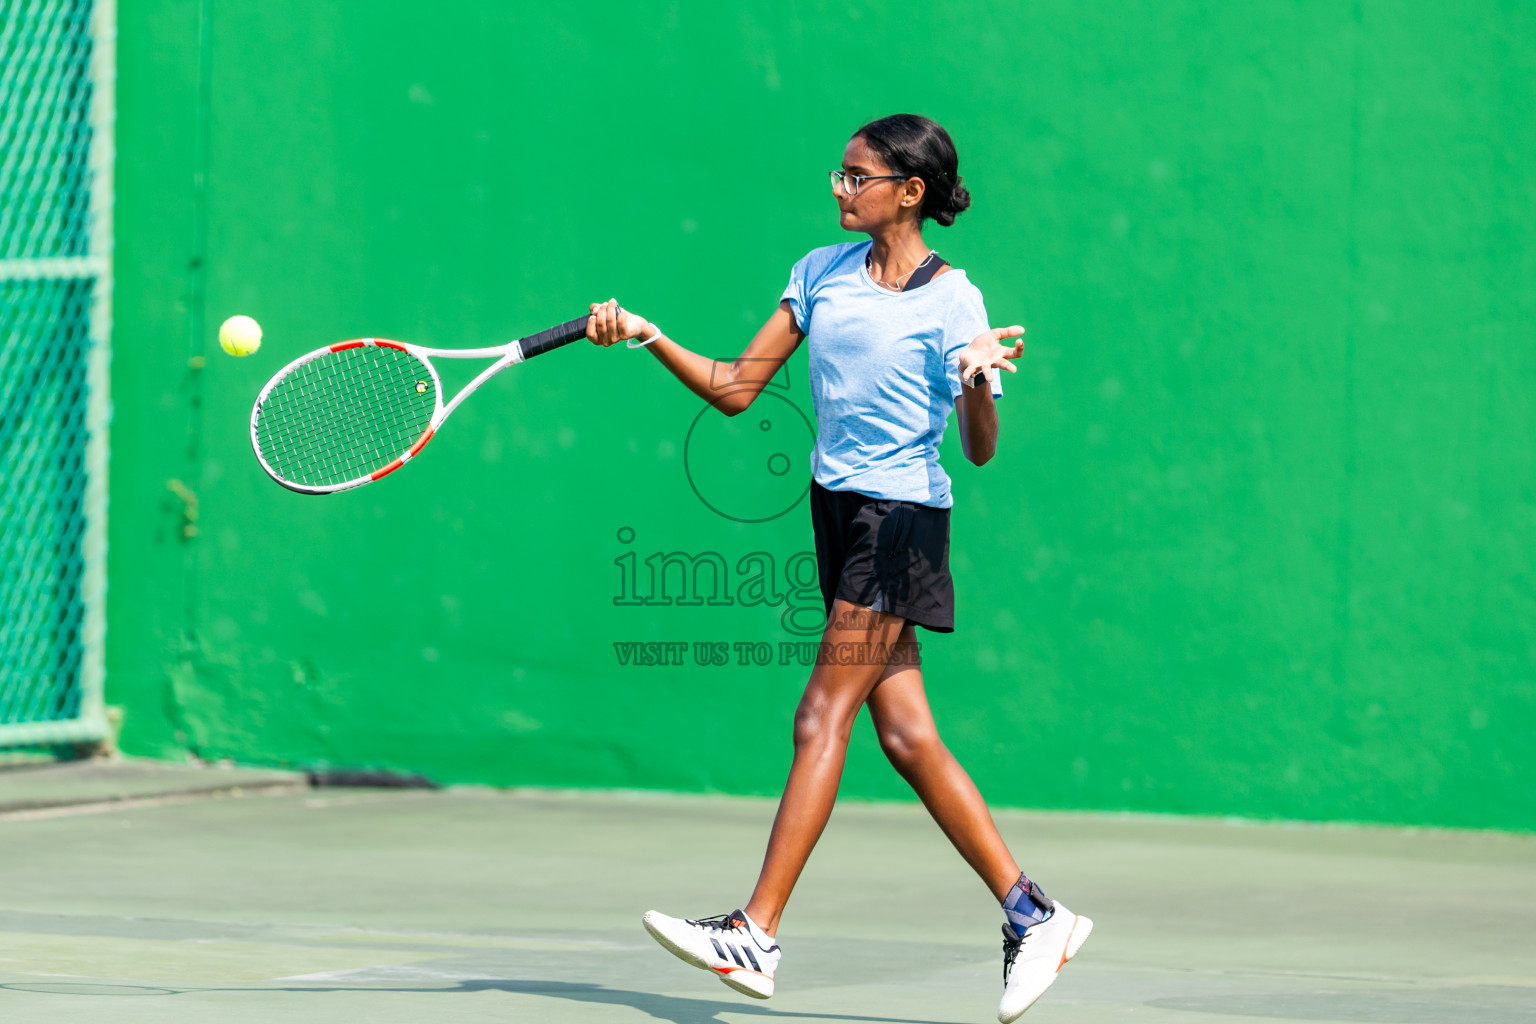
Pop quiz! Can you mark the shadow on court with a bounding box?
[1147,987,1536,1024]
[1,979,972,1024]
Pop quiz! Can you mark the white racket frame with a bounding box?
[250,336,532,495]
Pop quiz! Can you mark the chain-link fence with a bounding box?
[0,0,113,747]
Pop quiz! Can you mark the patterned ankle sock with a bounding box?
[1001,873,1055,938]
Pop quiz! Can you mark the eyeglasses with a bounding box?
[829,170,910,196]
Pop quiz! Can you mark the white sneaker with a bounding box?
[642,909,781,999]
[997,902,1093,1022]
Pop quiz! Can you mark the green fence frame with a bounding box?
[0,0,115,748]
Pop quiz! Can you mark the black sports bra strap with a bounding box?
[903,254,949,291]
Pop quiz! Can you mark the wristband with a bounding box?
[628,323,663,349]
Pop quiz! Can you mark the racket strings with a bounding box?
[255,346,436,488]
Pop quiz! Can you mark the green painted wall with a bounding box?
[107,1,1536,830]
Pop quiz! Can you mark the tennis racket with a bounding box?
[250,315,590,494]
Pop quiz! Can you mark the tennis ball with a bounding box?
[219,315,263,357]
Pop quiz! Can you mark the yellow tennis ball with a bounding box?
[219,315,263,357]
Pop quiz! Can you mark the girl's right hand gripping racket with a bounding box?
[250,315,590,494]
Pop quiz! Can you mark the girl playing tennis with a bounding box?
[586,113,1090,1022]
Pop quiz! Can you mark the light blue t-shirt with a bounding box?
[781,240,1002,509]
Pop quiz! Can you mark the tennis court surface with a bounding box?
[2,766,1532,1024]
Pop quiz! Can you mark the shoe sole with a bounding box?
[998,912,1094,1023]
[642,912,774,1000]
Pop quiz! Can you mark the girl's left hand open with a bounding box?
[959,326,1026,389]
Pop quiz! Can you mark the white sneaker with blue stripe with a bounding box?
[642,909,781,998]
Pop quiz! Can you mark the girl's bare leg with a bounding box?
[866,624,1021,901]
[742,599,907,935]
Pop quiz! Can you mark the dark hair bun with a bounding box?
[853,114,970,226]
[933,180,971,227]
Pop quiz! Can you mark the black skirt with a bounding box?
[809,479,956,634]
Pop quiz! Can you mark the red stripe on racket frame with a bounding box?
[369,428,435,482]
[329,339,409,353]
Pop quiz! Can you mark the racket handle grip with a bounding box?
[520,315,592,360]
